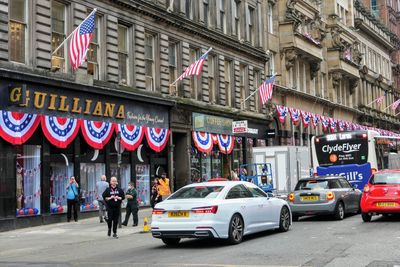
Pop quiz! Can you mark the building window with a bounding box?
[247,6,255,44]
[239,64,248,110]
[87,14,100,79]
[220,0,226,33]
[16,145,41,217]
[169,40,178,94]
[208,55,218,104]
[268,3,273,34]
[51,1,66,72]
[233,0,240,38]
[224,59,233,107]
[268,53,275,75]
[79,163,105,212]
[189,48,200,99]
[118,24,129,85]
[9,0,27,63]
[145,33,156,91]
[186,0,194,20]
[203,0,209,27]
[166,0,180,12]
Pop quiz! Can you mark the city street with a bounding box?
[0,209,399,267]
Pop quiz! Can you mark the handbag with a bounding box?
[71,185,80,202]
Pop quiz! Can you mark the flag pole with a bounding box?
[240,74,276,110]
[395,111,400,116]
[366,98,379,107]
[383,103,393,111]
[169,47,213,86]
[52,8,97,56]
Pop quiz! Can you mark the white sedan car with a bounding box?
[151,181,291,246]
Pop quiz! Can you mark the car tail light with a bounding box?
[152,208,166,215]
[288,193,295,202]
[191,206,218,214]
[326,191,334,201]
[364,185,370,193]
[313,172,318,177]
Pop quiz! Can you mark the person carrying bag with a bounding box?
[66,176,79,222]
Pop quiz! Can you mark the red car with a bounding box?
[360,170,400,222]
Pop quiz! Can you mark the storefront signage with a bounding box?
[2,83,169,128]
[192,112,232,135]
[232,120,248,134]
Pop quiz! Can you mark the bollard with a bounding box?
[143,216,150,232]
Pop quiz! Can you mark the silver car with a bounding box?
[288,176,362,221]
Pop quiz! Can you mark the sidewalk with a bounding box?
[0,208,153,259]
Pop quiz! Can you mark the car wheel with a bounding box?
[161,238,181,246]
[228,214,244,245]
[334,202,345,220]
[279,206,291,232]
[361,212,372,222]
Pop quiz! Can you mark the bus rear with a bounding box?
[311,131,378,190]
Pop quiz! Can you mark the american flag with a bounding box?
[392,99,400,110]
[69,10,96,70]
[258,76,276,105]
[178,48,211,81]
[376,91,387,105]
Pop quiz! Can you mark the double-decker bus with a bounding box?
[311,130,400,190]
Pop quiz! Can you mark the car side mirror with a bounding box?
[267,192,274,198]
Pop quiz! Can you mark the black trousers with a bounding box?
[67,199,78,221]
[123,204,138,225]
[107,207,120,234]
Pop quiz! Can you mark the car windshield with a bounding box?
[295,180,329,190]
[168,185,224,199]
[370,173,400,185]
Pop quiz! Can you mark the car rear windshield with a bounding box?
[168,186,224,199]
[295,180,329,190]
[370,173,400,185]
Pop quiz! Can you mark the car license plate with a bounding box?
[376,202,398,207]
[301,196,319,201]
[168,211,189,218]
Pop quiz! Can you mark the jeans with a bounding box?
[98,200,107,221]
[123,204,138,225]
[67,199,78,221]
[107,207,120,234]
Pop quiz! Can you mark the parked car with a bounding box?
[360,170,400,222]
[288,176,362,221]
[151,181,291,246]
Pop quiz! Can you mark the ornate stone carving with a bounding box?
[352,42,363,65]
[285,49,297,70]
[331,26,346,50]
[310,62,320,80]
[285,0,301,31]
[331,71,342,89]
[349,79,359,95]
[310,14,327,41]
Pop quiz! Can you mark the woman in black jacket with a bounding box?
[102,176,125,238]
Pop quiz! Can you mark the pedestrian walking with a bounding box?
[122,182,138,227]
[150,178,161,208]
[103,177,125,238]
[95,175,109,223]
[158,172,171,201]
[66,176,79,222]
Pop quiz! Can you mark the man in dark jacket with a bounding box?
[102,176,125,238]
[122,182,138,226]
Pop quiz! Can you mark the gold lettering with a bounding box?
[84,99,92,114]
[48,94,58,110]
[92,102,103,116]
[34,92,47,109]
[103,103,115,117]
[58,95,69,112]
[71,98,82,113]
[116,105,125,119]
[22,90,30,107]
[10,87,21,103]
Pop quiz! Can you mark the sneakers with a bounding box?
[133,224,138,227]
[100,220,104,223]
[107,229,111,237]
[113,233,118,239]
[121,222,127,226]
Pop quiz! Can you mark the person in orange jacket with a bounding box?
[158,172,171,201]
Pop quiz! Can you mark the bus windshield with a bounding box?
[314,132,368,167]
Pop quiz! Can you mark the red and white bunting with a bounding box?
[338,120,345,132]
[116,124,145,151]
[321,116,330,132]
[0,111,41,145]
[42,116,81,148]
[301,110,311,129]
[276,105,288,124]
[211,133,219,144]
[311,113,320,128]
[289,108,301,126]
[145,127,170,153]
[329,118,337,132]
[81,120,115,149]
[217,134,235,154]
[192,131,214,153]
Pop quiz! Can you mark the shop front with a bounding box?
[190,112,268,183]
[0,79,171,230]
